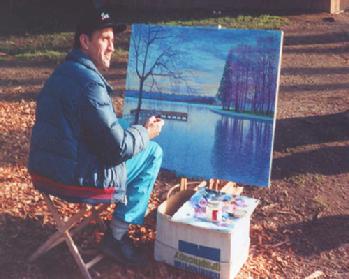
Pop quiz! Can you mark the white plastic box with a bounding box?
[154,190,251,279]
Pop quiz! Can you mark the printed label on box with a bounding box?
[174,240,221,279]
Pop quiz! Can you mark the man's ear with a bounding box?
[79,34,90,51]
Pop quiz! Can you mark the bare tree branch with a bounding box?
[130,24,195,123]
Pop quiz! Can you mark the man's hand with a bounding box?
[144,116,165,140]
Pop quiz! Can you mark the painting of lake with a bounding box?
[122,24,283,187]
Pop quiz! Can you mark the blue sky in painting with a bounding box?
[126,24,282,96]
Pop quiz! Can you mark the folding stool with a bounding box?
[28,174,116,279]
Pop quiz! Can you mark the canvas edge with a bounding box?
[267,30,284,188]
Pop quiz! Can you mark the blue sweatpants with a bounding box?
[113,141,163,224]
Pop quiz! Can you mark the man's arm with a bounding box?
[80,82,150,165]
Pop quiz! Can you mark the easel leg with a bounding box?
[178,178,242,195]
[207,179,220,190]
[220,182,244,195]
[180,177,187,191]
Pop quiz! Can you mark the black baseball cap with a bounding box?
[76,8,126,35]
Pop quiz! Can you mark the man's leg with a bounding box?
[110,141,162,242]
[101,141,162,265]
[114,141,163,223]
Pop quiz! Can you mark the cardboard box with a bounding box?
[154,190,251,279]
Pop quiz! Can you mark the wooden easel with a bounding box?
[178,177,244,195]
[167,177,243,201]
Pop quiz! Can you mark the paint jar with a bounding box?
[206,200,222,222]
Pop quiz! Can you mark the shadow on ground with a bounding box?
[280,83,349,92]
[0,213,77,278]
[274,111,349,151]
[0,91,38,103]
[0,60,59,69]
[284,32,349,46]
[273,145,349,179]
[0,213,103,279]
[281,66,349,76]
[283,215,349,256]
[271,111,349,179]
[284,45,349,54]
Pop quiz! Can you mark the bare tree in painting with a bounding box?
[130,24,190,124]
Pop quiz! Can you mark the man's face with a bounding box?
[84,27,114,70]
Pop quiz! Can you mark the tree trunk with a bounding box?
[135,79,145,124]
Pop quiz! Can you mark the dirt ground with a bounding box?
[0,12,348,279]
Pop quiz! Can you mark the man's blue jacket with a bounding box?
[28,49,149,202]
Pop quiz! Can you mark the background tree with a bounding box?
[216,39,278,117]
[217,45,255,112]
[251,37,279,116]
[217,49,235,110]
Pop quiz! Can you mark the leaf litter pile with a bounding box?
[1,12,349,278]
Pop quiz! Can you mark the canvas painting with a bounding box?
[122,24,283,187]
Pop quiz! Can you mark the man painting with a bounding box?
[28,8,164,266]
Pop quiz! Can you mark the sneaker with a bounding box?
[100,228,147,267]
